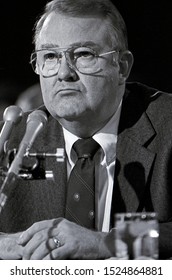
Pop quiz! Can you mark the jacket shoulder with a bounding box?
[126,82,172,121]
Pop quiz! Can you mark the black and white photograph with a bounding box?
[0,1,172,275]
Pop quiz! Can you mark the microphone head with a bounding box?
[3,105,23,124]
[27,110,48,128]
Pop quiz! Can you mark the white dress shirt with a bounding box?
[63,102,122,232]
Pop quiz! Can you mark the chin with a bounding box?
[48,104,87,122]
[52,110,80,122]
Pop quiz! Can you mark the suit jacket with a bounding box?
[0,82,172,258]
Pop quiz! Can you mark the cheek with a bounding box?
[40,77,49,91]
[86,71,119,103]
[40,78,53,102]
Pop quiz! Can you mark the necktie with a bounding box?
[65,138,100,229]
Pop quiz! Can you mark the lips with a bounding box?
[57,88,81,94]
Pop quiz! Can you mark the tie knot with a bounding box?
[73,138,100,159]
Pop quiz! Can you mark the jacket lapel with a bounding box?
[112,84,157,215]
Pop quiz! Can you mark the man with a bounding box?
[0,0,172,259]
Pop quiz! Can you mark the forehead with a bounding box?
[37,12,113,49]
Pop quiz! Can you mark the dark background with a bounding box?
[0,0,172,106]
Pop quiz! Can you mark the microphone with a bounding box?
[0,110,48,211]
[0,106,23,156]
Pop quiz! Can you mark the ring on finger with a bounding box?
[53,237,61,248]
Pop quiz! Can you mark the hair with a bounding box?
[33,0,128,50]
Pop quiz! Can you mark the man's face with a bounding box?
[36,12,126,130]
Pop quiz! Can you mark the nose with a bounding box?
[57,55,78,81]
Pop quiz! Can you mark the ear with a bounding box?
[118,50,134,85]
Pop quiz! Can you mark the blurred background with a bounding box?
[0,0,172,117]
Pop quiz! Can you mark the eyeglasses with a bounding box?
[30,46,119,77]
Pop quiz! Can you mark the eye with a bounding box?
[44,52,57,62]
[73,48,95,60]
[78,51,94,58]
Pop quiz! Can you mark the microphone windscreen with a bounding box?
[3,105,23,124]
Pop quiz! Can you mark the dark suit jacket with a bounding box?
[0,82,172,259]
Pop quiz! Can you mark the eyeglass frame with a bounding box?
[30,46,120,77]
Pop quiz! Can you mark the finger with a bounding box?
[22,230,50,259]
[18,219,56,245]
[23,238,63,260]
[46,218,71,239]
[28,238,56,260]
[22,231,64,260]
[43,245,70,260]
[30,237,65,260]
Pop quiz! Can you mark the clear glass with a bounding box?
[30,46,118,77]
[113,212,159,259]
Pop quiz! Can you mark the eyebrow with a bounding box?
[39,41,100,49]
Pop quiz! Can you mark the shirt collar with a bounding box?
[93,100,122,164]
[63,100,122,166]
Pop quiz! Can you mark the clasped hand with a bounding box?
[14,218,115,260]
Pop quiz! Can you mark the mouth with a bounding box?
[57,88,81,95]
